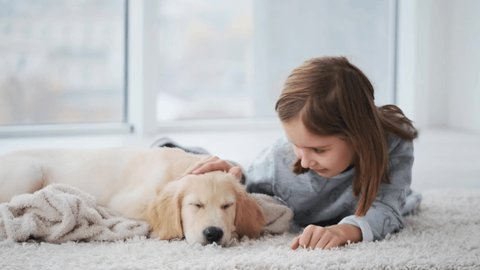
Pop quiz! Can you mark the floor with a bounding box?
[0,128,478,192]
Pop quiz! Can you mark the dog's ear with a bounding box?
[227,167,244,183]
[234,187,265,239]
[145,182,183,240]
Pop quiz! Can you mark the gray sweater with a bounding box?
[245,135,422,241]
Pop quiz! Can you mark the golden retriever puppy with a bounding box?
[0,147,265,246]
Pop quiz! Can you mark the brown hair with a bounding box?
[275,56,418,216]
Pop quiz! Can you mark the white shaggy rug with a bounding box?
[1,189,479,270]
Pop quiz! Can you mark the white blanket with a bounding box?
[250,193,294,234]
[0,184,150,243]
[0,185,293,243]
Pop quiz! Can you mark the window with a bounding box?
[155,0,254,121]
[0,0,126,127]
[0,0,397,135]
[154,0,397,123]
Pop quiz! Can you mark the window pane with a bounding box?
[156,0,254,121]
[0,0,126,125]
[155,0,396,121]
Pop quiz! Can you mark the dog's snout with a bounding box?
[203,226,224,244]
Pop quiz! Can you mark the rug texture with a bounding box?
[1,189,479,270]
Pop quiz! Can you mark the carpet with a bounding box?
[1,189,479,270]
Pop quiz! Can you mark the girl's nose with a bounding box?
[299,149,315,168]
[300,157,316,169]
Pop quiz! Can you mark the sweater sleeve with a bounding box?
[244,143,277,196]
[339,137,414,241]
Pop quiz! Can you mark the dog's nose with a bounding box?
[203,226,224,244]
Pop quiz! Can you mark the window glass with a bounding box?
[155,0,396,121]
[0,0,126,125]
[156,0,254,121]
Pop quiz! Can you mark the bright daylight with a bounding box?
[1,1,479,269]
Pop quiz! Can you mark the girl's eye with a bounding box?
[313,148,325,153]
[221,203,233,210]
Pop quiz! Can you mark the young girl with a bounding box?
[166,56,422,250]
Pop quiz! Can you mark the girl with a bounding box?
[170,56,422,250]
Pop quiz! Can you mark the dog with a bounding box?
[0,147,265,246]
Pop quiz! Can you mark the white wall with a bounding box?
[448,1,480,132]
[397,0,480,132]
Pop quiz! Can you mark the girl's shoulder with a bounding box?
[387,133,414,155]
[271,136,294,154]
[274,136,290,147]
[259,137,296,164]
[252,136,293,162]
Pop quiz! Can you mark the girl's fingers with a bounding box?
[200,160,230,173]
[315,233,331,249]
[187,156,219,174]
[290,236,301,250]
[307,228,323,249]
[314,230,332,249]
[291,225,342,250]
[297,225,315,249]
[228,166,243,179]
[324,238,341,250]
[191,159,234,174]
[187,156,243,180]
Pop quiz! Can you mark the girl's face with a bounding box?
[282,118,355,178]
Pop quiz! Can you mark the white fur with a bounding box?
[0,147,265,245]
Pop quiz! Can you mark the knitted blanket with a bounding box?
[0,184,150,243]
[250,193,294,234]
[0,185,293,244]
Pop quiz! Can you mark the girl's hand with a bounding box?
[188,155,243,179]
[290,224,362,250]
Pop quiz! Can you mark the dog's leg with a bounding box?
[0,157,46,202]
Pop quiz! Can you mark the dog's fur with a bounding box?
[0,147,265,246]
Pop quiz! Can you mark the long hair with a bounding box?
[275,56,418,216]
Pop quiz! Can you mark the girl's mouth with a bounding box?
[313,168,328,174]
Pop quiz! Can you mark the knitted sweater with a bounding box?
[245,135,422,241]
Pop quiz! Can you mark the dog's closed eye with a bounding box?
[221,203,234,210]
[190,202,204,209]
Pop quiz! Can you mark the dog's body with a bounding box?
[0,147,265,246]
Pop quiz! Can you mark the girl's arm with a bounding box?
[188,140,279,196]
[339,137,417,241]
[244,143,277,195]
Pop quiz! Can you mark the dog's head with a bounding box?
[145,171,265,246]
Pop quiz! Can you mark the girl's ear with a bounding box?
[234,187,266,239]
[145,183,183,240]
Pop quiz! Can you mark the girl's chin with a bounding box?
[313,169,330,177]
[313,169,344,179]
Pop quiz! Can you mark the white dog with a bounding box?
[0,147,265,246]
